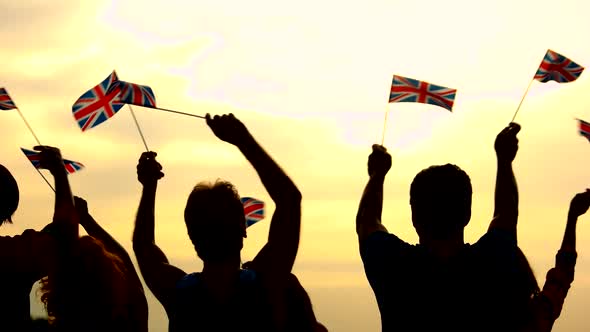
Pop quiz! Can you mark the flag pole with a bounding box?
[128,105,150,151]
[511,78,535,123]
[15,108,41,145]
[153,107,206,119]
[36,169,55,192]
[381,106,389,146]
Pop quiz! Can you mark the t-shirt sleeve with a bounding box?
[0,229,54,278]
[359,231,407,289]
[539,250,577,322]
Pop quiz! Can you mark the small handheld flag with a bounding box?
[389,75,456,112]
[0,88,17,110]
[240,197,265,228]
[21,148,85,174]
[578,119,590,142]
[72,71,124,131]
[115,81,157,108]
[534,50,584,83]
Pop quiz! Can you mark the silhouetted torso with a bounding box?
[361,229,525,332]
[169,269,274,332]
[0,229,53,331]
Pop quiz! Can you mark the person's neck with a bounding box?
[202,255,242,280]
[419,232,465,261]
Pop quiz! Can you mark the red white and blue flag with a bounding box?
[21,148,85,174]
[72,71,124,131]
[578,119,590,142]
[241,197,265,227]
[115,81,157,108]
[389,75,456,112]
[534,50,584,83]
[0,88,17,110]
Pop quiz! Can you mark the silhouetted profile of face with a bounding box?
[184,181,246,263]
[0,164,19,226]
[410,164,472,239]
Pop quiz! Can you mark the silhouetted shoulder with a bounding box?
[0,229,54,273]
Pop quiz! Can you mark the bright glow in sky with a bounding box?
[2,0,590,331]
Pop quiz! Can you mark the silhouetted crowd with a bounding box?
[1,115,587,332]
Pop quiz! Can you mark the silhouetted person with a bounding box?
[516,190,590,332]
[35,146,147,332]
[133,113,320,331]
[0,163,54,331]
[357,123,529,332]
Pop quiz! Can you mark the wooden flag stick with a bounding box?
[128,105,150,152]
[36,168,55,192]
[511,78,535,123]
[15,108,41,145]
[153,107,206,119]
[381,105,389,146]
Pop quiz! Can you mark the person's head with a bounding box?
[184,180,246,263]
[0,164,19,226]
[410,164,472,239]
[40,236,129,330]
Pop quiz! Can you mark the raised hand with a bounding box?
[205,113,251,146]
[495,122,521,163]
[33,145,65,175]
[368,144,392,178]
[570,189,590,218]
[137,151,164,187]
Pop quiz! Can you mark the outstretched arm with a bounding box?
[132,152,185,311]
[356,145,391,243]
[561,189,590,253]
[206,114,301,275]
[489,123,521,238]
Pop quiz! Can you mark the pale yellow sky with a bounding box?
[2,0,590,330]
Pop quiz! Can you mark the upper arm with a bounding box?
[251,194,301,276]
[487,215,517,239]
[357,222,388,244]
[132,242,186,310]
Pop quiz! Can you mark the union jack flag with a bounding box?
[72,71,124,131]
[389,75,456,112]
[0,88,17,110]
[115,81,157,108]
[240,197,265,227]
[578,119,590,142]
[21,148,85,174]
[534,50,584,83]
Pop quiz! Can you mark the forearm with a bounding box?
[52,170,77,237]
[133,184,157,245]
[356,174,385,237]
[237,134,301,202]
[82,213,133,267]
[492,160,518,232]
[560,214,578,253]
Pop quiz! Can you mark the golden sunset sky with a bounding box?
[2,0,590,330]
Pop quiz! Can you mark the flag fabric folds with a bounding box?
[115,81,157,108]
[0,88,17,110]
[240,197,265,227]
[21,148,85,174]
[579,119,590,142]
[389,75,456,112]
[72,71,125,131]
[534,50,584,83]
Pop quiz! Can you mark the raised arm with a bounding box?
[561,189,590,253]
[488,123,521,237]
[356,145,391,243]
[132,152,185,310]
[206,114,301,274]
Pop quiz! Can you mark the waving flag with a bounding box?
[579,119,590,142]
[240,197,265,227]
[116,81,156,108]
[21,148,85,174]
[0,88,17,110]
[389,75,456,112]
[72,71,124,131]
[534,50,584,83]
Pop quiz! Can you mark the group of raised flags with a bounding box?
[385,49,587,143]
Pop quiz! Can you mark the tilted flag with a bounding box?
[578,119,590,142]
[389,75,456,112]
[240,197,265,227]
[0,88,17,110]
[21,148,85,174]
[72,71,124,131]
[115,81,157,108]
[534,50,584,83]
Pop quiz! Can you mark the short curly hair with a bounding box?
[184,180,246,262]
[0,164,19,226]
